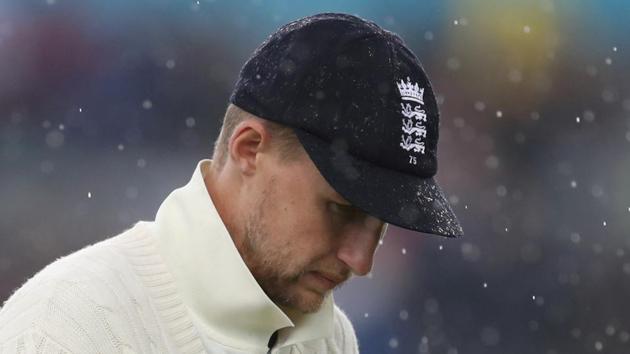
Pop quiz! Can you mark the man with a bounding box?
[0,13,462,353]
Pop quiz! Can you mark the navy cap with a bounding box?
[230,13,463,237]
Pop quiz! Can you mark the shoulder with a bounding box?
[330,304,359,353]
[0,224,152,352]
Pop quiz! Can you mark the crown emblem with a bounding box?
[397,77,424,104]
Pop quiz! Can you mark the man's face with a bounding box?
[239,151,386,314]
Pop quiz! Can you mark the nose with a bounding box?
[335,218,384,276]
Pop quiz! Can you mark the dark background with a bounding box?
[1,0,630,353]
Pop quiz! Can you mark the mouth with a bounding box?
[305,271,344,291]
[316,271,345,284]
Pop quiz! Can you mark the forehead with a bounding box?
[279,152,388,233]
[291,150,347,200]
[300,154,382,216]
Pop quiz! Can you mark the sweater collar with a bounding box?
[152,159,334,351]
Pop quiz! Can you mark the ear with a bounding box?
[228,120,270,176]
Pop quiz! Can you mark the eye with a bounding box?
[328,202,362,221]
[329,202,353,215]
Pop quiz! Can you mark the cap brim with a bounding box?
[294,129,464,238]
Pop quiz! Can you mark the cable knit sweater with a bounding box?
[0,160,360,354]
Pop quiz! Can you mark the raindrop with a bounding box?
[594,341,603,351]
[88,192,92,199]
[142,100,153,110]
[496,110,503,118]
[523,25,531,33]
[399,310,409,320]
[461,242,481,262]
[45,131,64,148]
[576,116,581,123]
[602,88,617,103]
[58,124,64,131]
[605,325,616,336]
[447,57,461,71]
[605,57,612,65]
[507,69,523,83]
[603,221,607,227]
[570,232,581,244]
[137,158,147,168]
[78,107,83,112]
[591,185,604,198]
[118,143,125,151]
[583,110,595,122]
[570,180,577,188]
[483,282,488,288]
[424,298,439,313]
[474,101,486,111]
[424,31,434,41]
[530,111,541,120]
[388,338,399,348]
[480,326,500,346]
[185,117,196,128]
[438,245,443,251]
[42,120,51,129]
[485,155,499,169]
[401,248,407,255]
[40,160,54,174]
[364,313,369,318]
[166,59,176,69]
[125,186,139,200]
[613,46,618,52]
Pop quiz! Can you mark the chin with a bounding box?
[293,287,327,314]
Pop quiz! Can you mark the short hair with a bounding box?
[211,104,303,170]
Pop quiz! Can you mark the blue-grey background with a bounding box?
[1,1,630,353]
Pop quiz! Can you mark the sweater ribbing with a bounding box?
[1,221,359,354]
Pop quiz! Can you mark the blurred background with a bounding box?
[1,0,629,353]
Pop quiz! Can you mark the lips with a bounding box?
[313,271,344,285]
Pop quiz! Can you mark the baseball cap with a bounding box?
[230,13,463,237]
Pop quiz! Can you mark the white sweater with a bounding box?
[0,160,360,354]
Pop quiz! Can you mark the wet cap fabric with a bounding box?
[230,13,463,237]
